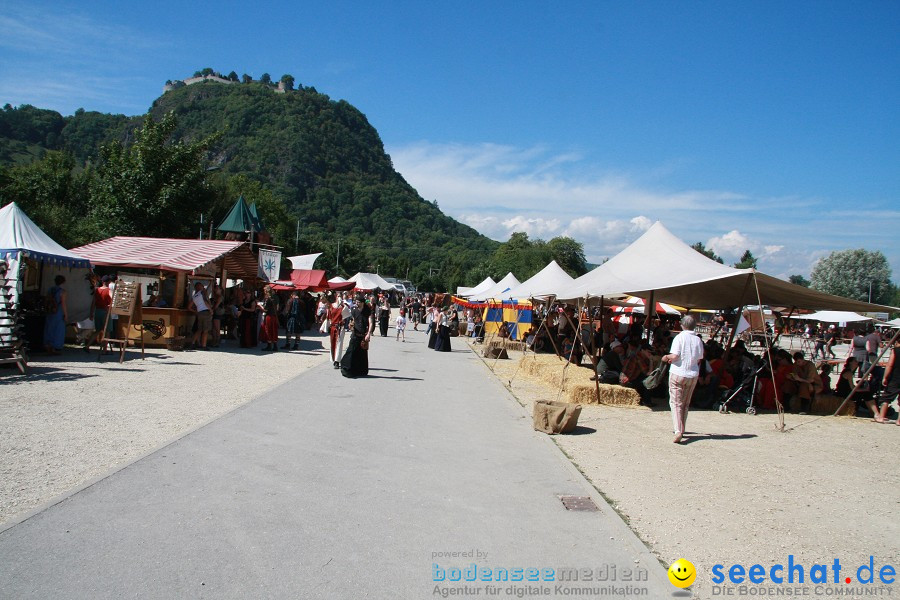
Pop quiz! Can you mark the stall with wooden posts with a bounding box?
[70,237,260,347]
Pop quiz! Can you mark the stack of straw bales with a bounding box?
[519,353,642,407]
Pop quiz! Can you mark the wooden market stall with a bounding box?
[70,237,259,347]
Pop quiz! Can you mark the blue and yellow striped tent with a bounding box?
[482,300,532,340]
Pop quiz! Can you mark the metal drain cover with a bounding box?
[559,495,600,512]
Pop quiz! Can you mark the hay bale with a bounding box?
[569,383,642,406]
[813,394,855,416]
[516,353,642,406]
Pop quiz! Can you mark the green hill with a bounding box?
[0,81,498,290]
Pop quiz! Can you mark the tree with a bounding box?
[809,249,892,304]
[259,73,272,85]
[227,71,239,82]
[734,250,757,269]
[691,242,723,264]
[241,73,253,84]
[546,236,587,276]
[200,67,214,76]
[788,274,810,287]
[280,74,295,91]
[90,112,220,238]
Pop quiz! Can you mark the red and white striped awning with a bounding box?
[613,296,681,316]
[70,237,259,278]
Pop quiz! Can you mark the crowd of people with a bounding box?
[510,303,900,440]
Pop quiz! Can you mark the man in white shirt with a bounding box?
[662,314,705,444]
[188,281,212,350]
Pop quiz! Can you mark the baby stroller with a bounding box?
[717,361,766,415]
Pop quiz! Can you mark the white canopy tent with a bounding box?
[794,311,873,323]
[503,261,574,301]
[328,276,348,283]
[0,202,93,321]
[457,276,495,298]
[469,272,520,302]
[884,318,900,328]
[349,272,393,291]
[553,222,899,313]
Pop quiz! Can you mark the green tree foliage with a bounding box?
[0,78,499,289]
[788,274,810,287]
[90,112,219,238]
[487,232,588,282]
[241,73,253,84]
[0,151,96,247]
[810,249,892,304]
[546,236,587,277]
[259,73,272,85]
[227,71,239,82]
[734,250,758,269]
[280,74,295,91]
[691,241,723,264]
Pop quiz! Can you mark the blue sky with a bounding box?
[2,1,898,280]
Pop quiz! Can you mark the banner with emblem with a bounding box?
[258,249,282,282]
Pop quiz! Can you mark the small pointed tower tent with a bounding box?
[217,195,254,234]
[248,202,265,232]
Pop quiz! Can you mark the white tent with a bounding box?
[553,221,899,313]
[457,276,495,298]
[885,318,900,328]
[349,272,393,291]
[328,276,348,283]
[286,253,322,270]
[0,202,93,321]
[504,261,574,300]
[794,311,873,323]
[469,272,520,302]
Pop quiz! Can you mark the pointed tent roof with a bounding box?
[504,261,574,300]
[554,221,898,313]
[0,202,91,267]
[459,276,496,298]
[217,196,255,233]
[248,202,265,232]
[470,272,520,302]
[328,276,348,283]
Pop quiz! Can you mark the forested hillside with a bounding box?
[0,80,504,290]
[0,74,594,289]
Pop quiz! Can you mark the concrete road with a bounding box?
[0,329,675,599]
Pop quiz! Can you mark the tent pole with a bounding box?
[645,290,655,341]
[724,275,754,357]
[831,327,900,417]
[592,296,605,404]
[753,273,784,431]
[544,299,564,361]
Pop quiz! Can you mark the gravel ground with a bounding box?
[478,343,900,599]
[0,332,332,528]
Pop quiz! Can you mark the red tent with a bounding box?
[289,269,354,292]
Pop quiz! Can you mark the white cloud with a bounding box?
[500,216,561,238]
[390,140,900,280]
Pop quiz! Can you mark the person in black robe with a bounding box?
[341,293,375,378]
[435,309,452,352]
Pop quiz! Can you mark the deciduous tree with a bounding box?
[810,249,892,304]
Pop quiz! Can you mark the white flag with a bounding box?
[258,249,282,282]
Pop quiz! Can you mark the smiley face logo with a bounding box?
[667,558,696,588]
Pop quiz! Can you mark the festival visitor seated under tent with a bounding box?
[592,340,625,383]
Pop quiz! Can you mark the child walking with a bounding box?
[395,309,407,342]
